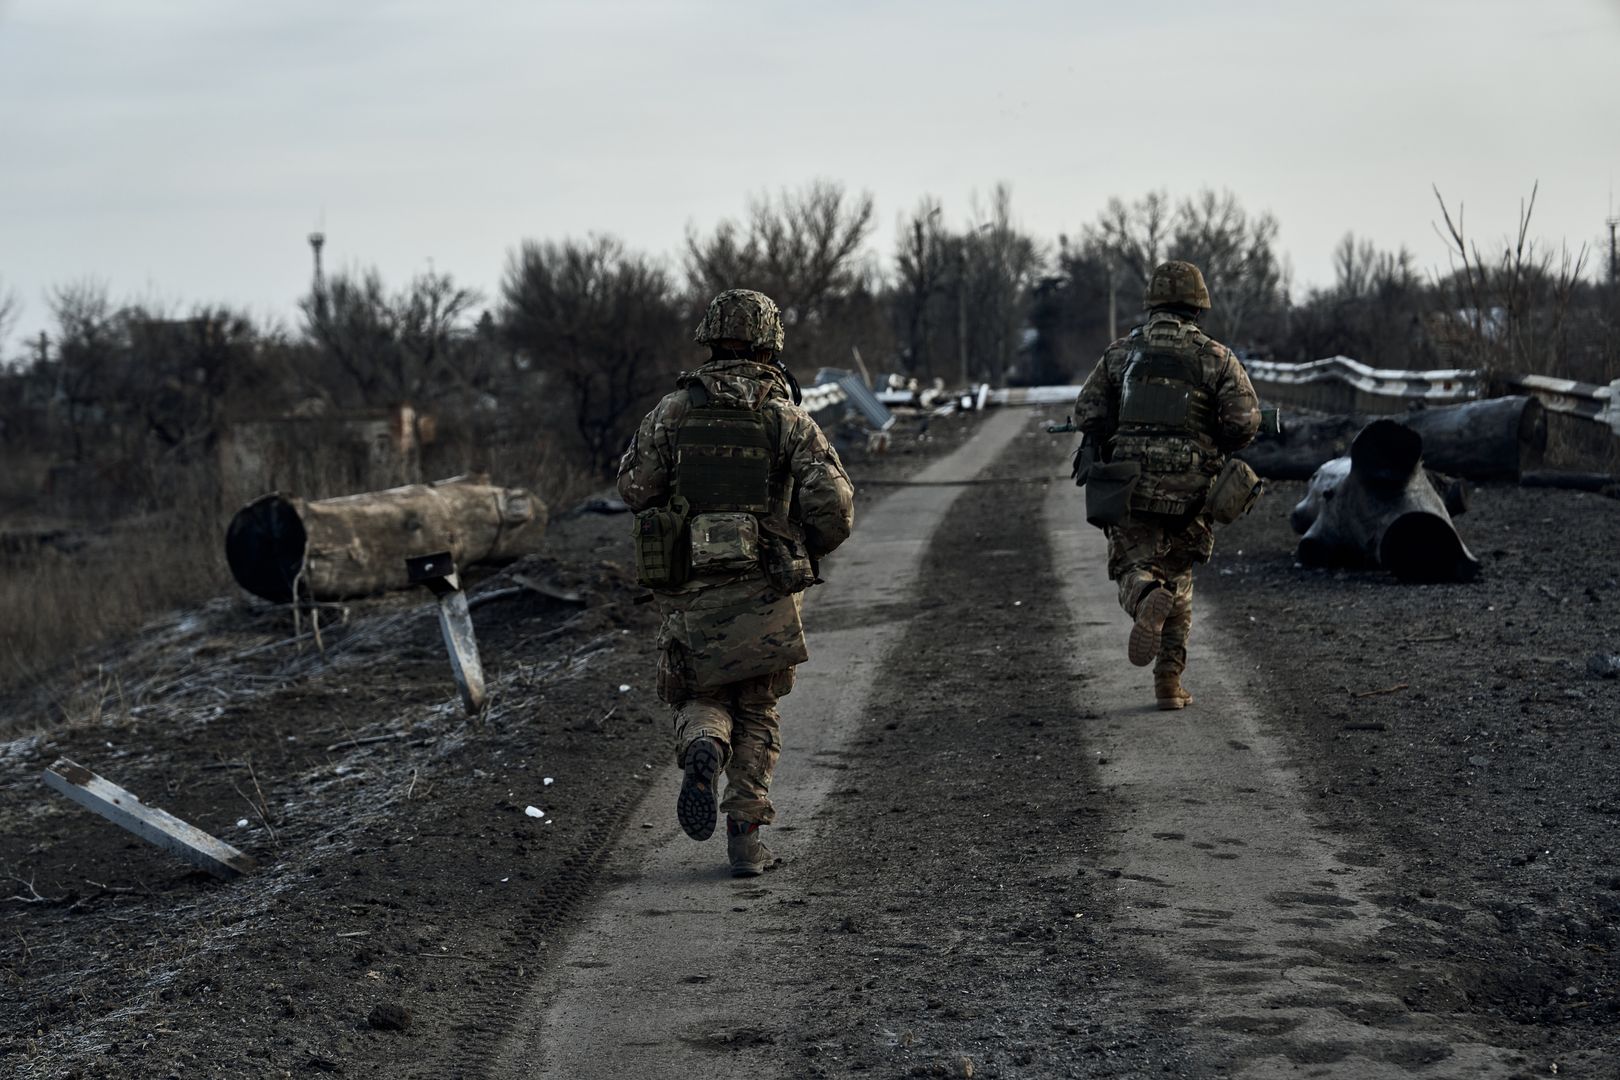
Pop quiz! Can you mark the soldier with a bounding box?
[617,289,854,877]
[1072,260,1261,710]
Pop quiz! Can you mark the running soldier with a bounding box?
[1073,261,1261,709]
[618,289,854,876]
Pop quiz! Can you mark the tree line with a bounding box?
[1,180,1615,511]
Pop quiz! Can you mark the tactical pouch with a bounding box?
[1207,457,1264,525]
[688,511,761,575]
[1084,460,1141,528]
[633,496,690,588]
[760,530,817,595]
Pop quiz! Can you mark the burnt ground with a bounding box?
[1201,479,1620,1046]
[0,505,668,1080]
[0,408,983,1080]
[3,403,1619,1079]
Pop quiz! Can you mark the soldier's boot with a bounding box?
[677,737,722,841]
[1154,671,1195,710]
[1128,586,1176,667]
[726,817,777,878]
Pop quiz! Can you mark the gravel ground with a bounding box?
[1201,478,1620,1057]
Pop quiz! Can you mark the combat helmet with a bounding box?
[693,289,785,352]
[1145,260,1212,311]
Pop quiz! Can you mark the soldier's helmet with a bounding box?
[1145,260,1212,311]
[693,289,786,352]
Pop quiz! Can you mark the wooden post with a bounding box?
[42,758,257,879]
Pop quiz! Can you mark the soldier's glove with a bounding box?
[1071,438,1098,487]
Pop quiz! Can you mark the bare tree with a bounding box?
[1084,191,1173,286]
[1083,189,1287,346]
[500,235,683,474]
[685,180,876,369]
[1433,182,1588,375]
[1170,189,1286,344]
[299,268,485,407]
[961,184,1045,385]
[894,197,948,376]
[0,279,18,361]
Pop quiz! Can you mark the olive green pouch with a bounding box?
[688,511,761,575]
[633,496,690,588]
[1207,457,1264,525]
[760,530,817,595]
[1084,460,1141,528]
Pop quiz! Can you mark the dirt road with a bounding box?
[491,409,1030,1077]
[489,411,1612,1079]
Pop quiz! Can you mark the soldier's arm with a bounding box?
[1073,350,1120,439]
[782,410,854,558]
[1211,349,1262,454]
[615,396,682,512]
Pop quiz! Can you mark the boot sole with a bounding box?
[1129,589,1176,667]
[1156,694,1194,711]
[677,740,721,841]
[729,861,766,878]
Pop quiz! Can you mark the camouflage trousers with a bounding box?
[1106,511,1213,677]
[671,668,795,825]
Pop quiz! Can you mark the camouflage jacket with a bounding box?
[617,358,854,690]
[1074,311,1260,515]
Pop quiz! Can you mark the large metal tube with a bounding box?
[225,476,547,602]
[1290,419,1479,583]
[1242,395,1545,481]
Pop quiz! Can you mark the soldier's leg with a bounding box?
[1153,572,1196,708]
[1107,519,1169,618]
[718,669,789,826]
[671,691,733,767]
[721,670,791,877]
[1153,518,1213,708]
[672,689,731,841]
[1109,516,1182,667]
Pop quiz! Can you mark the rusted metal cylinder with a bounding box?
[225,476,547,602]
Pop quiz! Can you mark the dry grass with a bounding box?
[0,511,230,704]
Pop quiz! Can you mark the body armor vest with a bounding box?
[1116,328,1216,444]
[674,383,776,515]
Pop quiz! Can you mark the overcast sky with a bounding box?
[2,0,1617,356]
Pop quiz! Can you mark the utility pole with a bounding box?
[1607,215,1618,288]
[1106,258,1118,343]
[309,229,328,321]
[957,244,969,388]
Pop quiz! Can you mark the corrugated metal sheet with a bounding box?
[836,373,896,431]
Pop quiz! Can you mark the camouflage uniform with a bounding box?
[617,302,853,829]
[1073,262,1260,694]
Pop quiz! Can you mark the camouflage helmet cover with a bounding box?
[693,289,786,352]
[1145,260,1212,311]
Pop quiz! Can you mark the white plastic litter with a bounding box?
[543,777,555,786]
[236,818,249,828]
[525,806,544,818]
[618,684,631,693]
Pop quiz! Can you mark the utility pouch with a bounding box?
[1084,460,1141,528]
[688,511,761,575]
[1207,457,1264,525]
[633,496,690,588]
[760,530,817,595]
